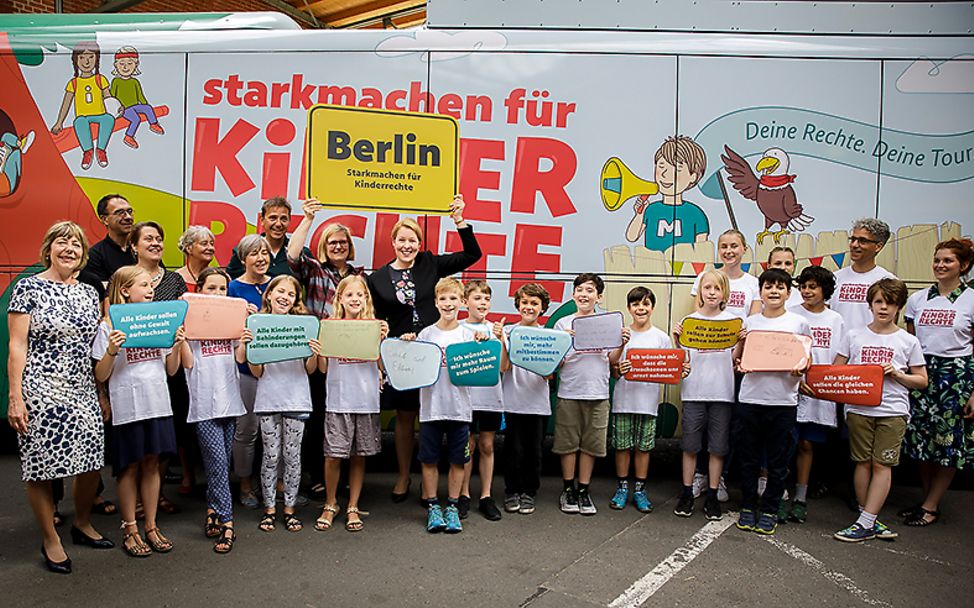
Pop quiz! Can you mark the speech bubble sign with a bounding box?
[182,293,248,340]
[380,339,442,391]
[624,349,686,384]
[109,300,188,348]
[318,319,382,361]
[307,105,459,214]
[446,340,501,387]
[741,331,813,372]
[572,311,624,351]
[246,314,320,365]
[678,317,743,350]
[508,326,572,376]
[806,364,884,407]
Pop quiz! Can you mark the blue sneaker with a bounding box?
[834,522,876,543]
[736,508,757,531]
[873,520,898,540]
[444,504,463,534]
[610,485,629,510]
[426,504,446,533]
[754,512,777,535]
[632,489,653,513]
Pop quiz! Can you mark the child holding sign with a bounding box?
[246,275,320,534]
[733,269,811,536]
[610,287,680,513]
[674,270,739,520]
[93,266,185,557]
[315,275,388,533]
[832,278,927,543]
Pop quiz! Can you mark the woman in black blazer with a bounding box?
[367,195,482,502]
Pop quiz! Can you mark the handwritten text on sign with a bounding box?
[572,311,624,351]
[678,317,743,350]
[741,331,813,372]
[446,340,501,387]
[625,349,686,384]
[806,364,884,407]
[508,326,572,376]
[182,293,248,340]
[380,339,442,391]
[318,319,382,361]
[109,300,188,348]
[246,314,319,365]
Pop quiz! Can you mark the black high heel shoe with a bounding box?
[41,545,72,574]
[391,477,412,504]
[70,526,115,549]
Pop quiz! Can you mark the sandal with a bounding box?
[91,499,118,516]
[284,513,303,533]
[120,521,151,558]
[259,512,276,532]
[145,527,174,553]
[315,504,339,531]
[205,511,222,538]
[213,526,236,554]
[158,495,181,515]
[897,502,925,519]
[904,507,940,527]
[345,506,364,532]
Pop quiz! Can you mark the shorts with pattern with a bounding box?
[322,412,382,458]
[611,413,657,451]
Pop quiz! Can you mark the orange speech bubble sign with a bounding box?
[624,349,686,384]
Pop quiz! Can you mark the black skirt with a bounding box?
[112,416,177,476]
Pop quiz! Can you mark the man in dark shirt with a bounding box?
[226,196,310,278]
[78,193,136,299]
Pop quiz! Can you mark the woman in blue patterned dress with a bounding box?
[7,221,114,574]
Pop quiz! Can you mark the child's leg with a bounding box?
[348,456,366,509]
[258,415,282,512]
[553,399,584,484]
[615,450,632,478]
[634,450,650,481]
[139,454,162,532]
[281,417,305,511]
[418,422,442,502]
[503,414,524,496]
[795,438,814,496]
[560,453,578,483]
[578,399,610,486]
[633,414,655,482]
[759,406,797,515]
[220,419,236,524]
[578,453,597,485]
[123,106,141,138]
[461,432,476,498]
[447,463,465,501]
[72,116,94,151]
[325,457,342,506]
[863,462,893,515]
[682,451,698,487]
[736,403,763,511]
[421,463,439,502]
[93,114,113,150]
[446,422,471,501]
[680,402,707,488]
[394,409,418,494]
[524,415,546,497]
[853,461,872,508]
[117,463,140,527]
[198,419,235,524]
[477,431,496,498]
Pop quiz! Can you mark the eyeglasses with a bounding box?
[326,240,349,248]
[109,208,134,217]
[848,236,880,245]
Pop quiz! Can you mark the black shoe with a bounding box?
[674,493,694,517]
[457,495,471,520]
[41,545,71,574]
[703,494,722,521]
[478,497,502,521]
[390,478,412,504]
[70,526,115,549]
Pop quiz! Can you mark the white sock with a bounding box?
[794,484,808,503]
[856,510,877,529]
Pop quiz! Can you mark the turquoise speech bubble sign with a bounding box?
[508,326,572,376]
[446,340,501,387]
[109,300,188,348]
[380,339,443,391]
[246,314,319,365]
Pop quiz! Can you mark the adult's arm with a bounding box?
[6,312,30,434]
[434,225,482,278]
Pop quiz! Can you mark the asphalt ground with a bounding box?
[0,439,971,608]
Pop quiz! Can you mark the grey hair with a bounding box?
[236,233,271,260]
[177,225,215,254]
[852,218,891,245]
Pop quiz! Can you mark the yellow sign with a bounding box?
[307,105,459,214]
[318,319,382,361]
[678,317,743,350]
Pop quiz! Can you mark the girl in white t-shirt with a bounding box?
[245,275,320,534]
[93,265,184,558]
[314,275,388,533]
[691,229,762,319]
[180,268,248,554]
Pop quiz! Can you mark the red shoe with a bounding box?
[95,148,108,167]
[123,135,139,149]
[149,123,164,135]
[81,149,93,170]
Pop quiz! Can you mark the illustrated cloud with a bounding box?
[374,30,507,62]
[896,55,974,94]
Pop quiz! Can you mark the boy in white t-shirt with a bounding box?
[832,218,896,332]
[553,273,627,516]
[733,269,811,536]
[832,278,927,543]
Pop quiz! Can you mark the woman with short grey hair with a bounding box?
[176,225,216,292]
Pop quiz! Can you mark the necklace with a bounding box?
[151,268,164,285]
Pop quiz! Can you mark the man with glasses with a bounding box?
[79,193,137,299]
[831,218,896,331]
[227,196,308,279]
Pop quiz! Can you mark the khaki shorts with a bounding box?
[847,413,907,466]
[553,398,610,457]
[322,412,382,458]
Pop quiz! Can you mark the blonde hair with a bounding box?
[40,220,89,270]
[260,275,308,315]
[112,46,141,76]
[332,275,375,320]
[106,265,149,308]
[316,223,356,264]
[391,218,423,243]
[434,277,464,298]
[696,269,730,310]
[719,229,747,249]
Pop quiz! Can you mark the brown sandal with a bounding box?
[214,526,236,554]
[120,521,151,558]
[145,527,174,553]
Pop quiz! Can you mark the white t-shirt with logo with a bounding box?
[501,325,552,416]
[904,286,974,358]
[92,321,173,426]
[692,272,760,320]
[254,358,312,414]
[185,339,246,423]
[612,326,672,415]
[555,313,611,400]
[417,324,474,423]
[325,357,381,414]
[678,310,738,403]
[838,327,925,419]
[739,312,812,406]
[461,320,504,412]
[831,265,896,331]
[789,305,845,427]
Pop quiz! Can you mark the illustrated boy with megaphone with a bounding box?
[623,135,709,252]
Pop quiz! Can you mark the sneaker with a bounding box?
[559,489,579,514]
[632,490,653,513]
[717,476,729,503]
[610,485,630,510]
[736,508,757,531]
[457,495,471,520]
[239,490,259,509]
[81,149,93,170]
[703,494,722,521]
[790,500,808,524]
[674,493,694,517]
[873,520,898,540]
[123,135,139,149]
[691,473,708,499]
[578,491,597,516]
[149,123,165,135]
[518,494,536,515]
[504,494,521,513]
[834,522,875,543]
[95,148,108,167]
[478,497,502,521]
[754,512,777,535]
[426,505,446,533]
[443,505,462,533]
[777,501,790,524]
[757,476,768,497]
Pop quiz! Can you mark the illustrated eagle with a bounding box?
[721,146,814,244]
